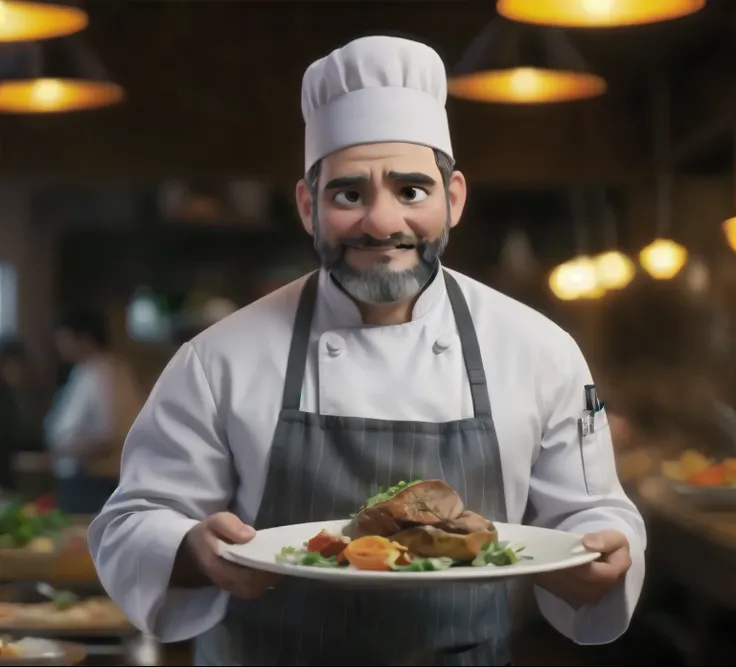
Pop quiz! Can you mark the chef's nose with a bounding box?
[361,195,404,239]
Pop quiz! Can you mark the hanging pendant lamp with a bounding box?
[548,190,606,300]
[723,216,736,252]
[0,1,88,42]
[595,250,635,289]
[721,128,736,252]
[639,74,688,280]
[0,36,124,113]
[497,0,706,28]
[448,18,606,104]
[549,255,605,300]
[590,188,635,291]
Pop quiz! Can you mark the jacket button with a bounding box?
[324,334,344,357]
[433,334,453,354]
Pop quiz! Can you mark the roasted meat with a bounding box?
[344,479,497,562]
[391,525,498,561]
[345,480,464,539]
[436,509,495,535]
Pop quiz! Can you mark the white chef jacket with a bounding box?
[88,266,646,647]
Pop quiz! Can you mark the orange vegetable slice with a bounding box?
[688,464,727,487]
[723,459,736,486]
[343,535,409,571]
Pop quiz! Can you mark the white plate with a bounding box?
[219,520,600,586]
[668,479,736,509]
[0,637,65,665]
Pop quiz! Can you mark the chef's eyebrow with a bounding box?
[324,174,368,190]
[324,172,437,190]
[387,171,437,186]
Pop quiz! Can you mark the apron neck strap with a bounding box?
[281,271,320,411]
[281,269,492,419]
[442,270,492,418]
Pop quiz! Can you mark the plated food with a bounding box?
[0,638,20,659]
[0,591,128,630]
[0,501,69,551]
[0,636,66,665]
[662,450,736,488]
[276,479,529,572]
[220,478,600,584]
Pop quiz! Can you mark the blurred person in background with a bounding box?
[0,342,22,491]
[0,339,45,451]
[0,338,45,491]
[44,307,144,515]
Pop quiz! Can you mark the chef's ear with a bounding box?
[447,170,467,229]
[295,179,314,236]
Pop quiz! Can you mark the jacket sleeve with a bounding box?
[87,342,235,643]
[528,333,647,645]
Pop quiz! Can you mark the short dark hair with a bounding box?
[57,307,109,348]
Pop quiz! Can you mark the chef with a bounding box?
[89,35,646,666]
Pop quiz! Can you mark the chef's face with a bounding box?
[296,142,467,305]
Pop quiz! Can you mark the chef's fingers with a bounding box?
[207,512,256,544]
[574,547,632,584]
[599,543,632,573]
[581,529,629,554]
[211,560,283,600]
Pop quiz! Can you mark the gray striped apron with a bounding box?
[197,270,512,666]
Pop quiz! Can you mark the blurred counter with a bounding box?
[637,476,736,552]
[0,518,97,584]
[632,476,736,666]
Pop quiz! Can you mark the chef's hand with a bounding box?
[173,512,282,599]
[533,530,631,609]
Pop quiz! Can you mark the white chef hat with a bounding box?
[301,35,454,173]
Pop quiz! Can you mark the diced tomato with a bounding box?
[688,464,727,487]
[32,493,56,513]
[306,530,348,558]
[319,540,348,558]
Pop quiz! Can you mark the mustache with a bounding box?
[341,233,422,249]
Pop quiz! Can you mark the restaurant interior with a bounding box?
[0,0,735,664]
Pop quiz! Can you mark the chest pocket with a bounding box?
[580,410,613,496]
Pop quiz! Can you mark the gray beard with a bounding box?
[330,260,433,306]
[311,195,451,306]
[315,224,449,306]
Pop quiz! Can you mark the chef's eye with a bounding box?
[399,187,429,203]
[333,191,362,206]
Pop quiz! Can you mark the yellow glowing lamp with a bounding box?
[0,36,125,114]
[449,18,607,105]
[497,0,706,28]
[549,263,579,301]
[549,256,604,301]
[594,251,635,290]
[639,238,688,280]
[0,0,88,42]
[0,77,124,113]
[448,66,606,104]
[723,216,736,253]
